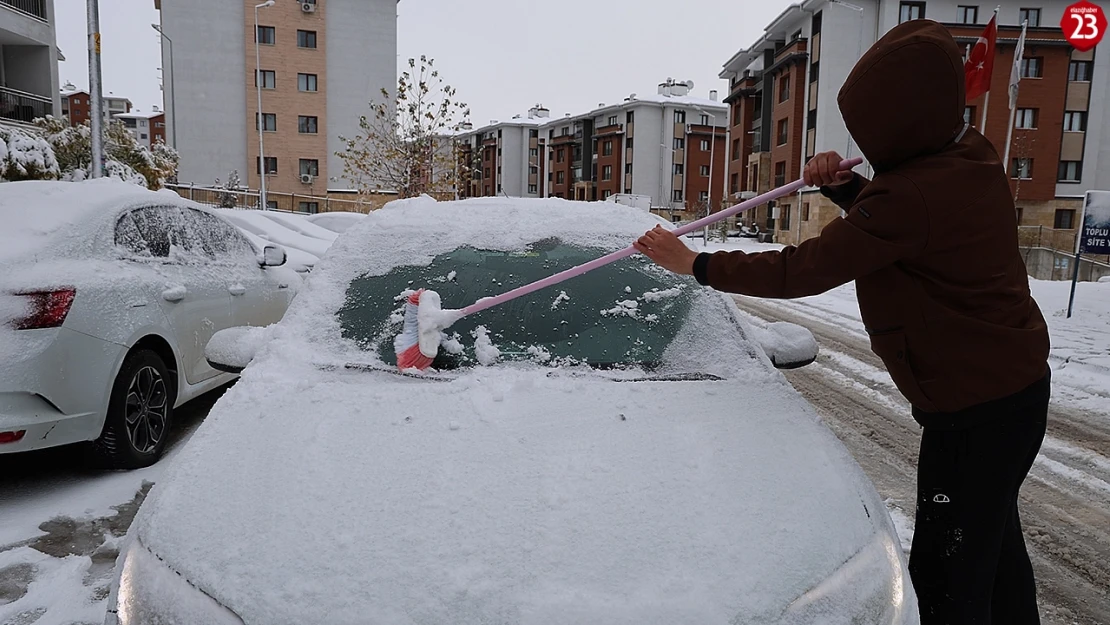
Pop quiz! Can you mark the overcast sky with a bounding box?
[57,0,794,121]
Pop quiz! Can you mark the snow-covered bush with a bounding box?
[0,125,60,181]
[32,116,178,190]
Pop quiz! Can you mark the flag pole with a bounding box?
[1002,18,1028,175]
[979,6,999,134]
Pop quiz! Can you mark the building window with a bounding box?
[732,138,741,161]
[625,163,633,174]
[1020,58,1043,78]
[1015,108,1038,129]
[1054,209,1076,229]
[299,159,319,177]
[774,161,787,187]
[603,140,613,156]
[557,149,565,162]
[673,189,684,202]
[701,139,710,151]
[1018,7,1040,26]
[674,137,685,150]
[256,70,276,89]
[957,5,978,23]
[699,191,709,203]
[602,190,612,200]
[529,148,539,158]
[777,118,789,146]
[674,163,684,175]
[809,60,820,83]
[700,165,710,177]
[297,29,317,48]
[140,133,148,139]
[298,73,318,92]
[730,173,739,193]
[699,114,710,126]
[256,113,276,131]
[528,184,538,194]
[964,106,976,125]
[484,167,490,178]
[802,202,811,221]
[298,201,319,214]
[256,25,275,44]
[899,1,925,22]
[608,115,618,126]
[298,115,318,134]
[1016,206,1024,224]
[556,171,565,184]
[779,75,791,103]
[257,156,278,174]
[675,110,686,124]
[626,111,635,123]
[603,165,612,181]
[781,204,791,230]
[1063,111,1087,132]
[560,127,570,136]
[1058,160,1082,182]
[1068,60,1093,81]
[140,120,148,127]
[1011,158,1033,179]
[530,129,539,138]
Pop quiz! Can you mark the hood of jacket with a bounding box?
[837,19,967,172]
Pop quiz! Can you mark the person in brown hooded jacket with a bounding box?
[635,18,1050,624]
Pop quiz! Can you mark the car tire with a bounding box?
[89,349,176,470]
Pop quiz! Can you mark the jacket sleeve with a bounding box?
[692,174,928,299]
[820,172,870,211]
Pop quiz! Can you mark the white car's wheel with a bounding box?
[90,349,176,469]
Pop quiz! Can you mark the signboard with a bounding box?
[1080,190,1110,255]
[1062,0,1107,52]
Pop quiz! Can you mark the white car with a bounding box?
[0,179,297,468]
[106,197,917,624]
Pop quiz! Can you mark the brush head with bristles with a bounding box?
[395,290,436,372]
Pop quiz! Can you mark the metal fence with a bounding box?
[0,0,47,20]
[0,87,52,125]
[164,184,392,214]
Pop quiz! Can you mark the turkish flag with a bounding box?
[964,15,997,101]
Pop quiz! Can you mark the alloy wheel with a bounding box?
[124,366,169,454]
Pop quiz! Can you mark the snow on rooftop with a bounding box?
[113,111,164,120]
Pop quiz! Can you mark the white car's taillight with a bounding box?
[10,289,76,330]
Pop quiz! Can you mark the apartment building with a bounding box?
[154,0,398,203]
[114,109,166,147]
[720,0,1110,246]
[455,105,550,199]
[60,83,134,126]
[457,80,728,220]
[0,0,60,128]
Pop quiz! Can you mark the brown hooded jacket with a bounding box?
[692,19,1051,426]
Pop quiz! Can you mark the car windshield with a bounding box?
[337,238,700,369]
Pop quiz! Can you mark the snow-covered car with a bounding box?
[105,196,917,624]
[0,179,298,468]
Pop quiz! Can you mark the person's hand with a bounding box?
[804,151,855,188]
[634,226,698,275]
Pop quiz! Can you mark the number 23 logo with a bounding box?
[1070,12,1100,39]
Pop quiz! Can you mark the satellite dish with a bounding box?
[687,79,695,89]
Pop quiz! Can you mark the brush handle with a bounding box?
[459,157,864,317]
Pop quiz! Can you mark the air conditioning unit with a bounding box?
[300,173,314,184]
[301,2,316,12]
[739,191,757,200]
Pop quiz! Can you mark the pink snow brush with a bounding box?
[395,157,864,371]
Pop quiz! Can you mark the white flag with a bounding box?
[1009,20,1028,110]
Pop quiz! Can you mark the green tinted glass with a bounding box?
[337,239,698,369]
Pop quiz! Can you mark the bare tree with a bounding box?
[336,56,470,199]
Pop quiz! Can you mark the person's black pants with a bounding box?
[908,370,1050,624]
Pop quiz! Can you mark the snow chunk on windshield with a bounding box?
[643,286,685,302]
[601,300,639,319]
[551,291,570,310]
[472,325,501,365]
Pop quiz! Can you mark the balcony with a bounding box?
[1,0,47,21]
[0,86,51,125]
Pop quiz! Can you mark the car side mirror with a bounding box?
[260,244,287,267]
[756,322,819,370]
[205,325,274,374]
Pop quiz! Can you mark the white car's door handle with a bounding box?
[162,286,187,302]
[229,284,246,296]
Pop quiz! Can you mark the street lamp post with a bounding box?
[151,24,176,150]
[254,0,275,210]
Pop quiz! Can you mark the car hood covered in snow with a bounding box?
[129,196,903,624]
[132,359,889,624]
